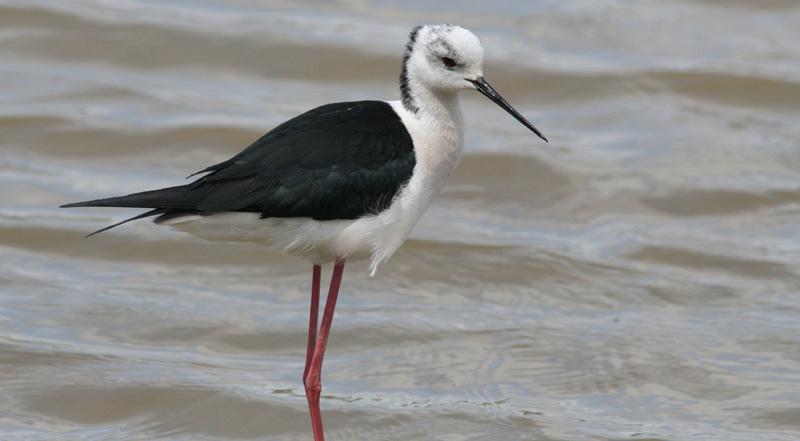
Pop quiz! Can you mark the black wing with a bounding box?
[63,101,417,231]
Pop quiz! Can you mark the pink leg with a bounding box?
[304,259,345,441]
[303,265,322,383]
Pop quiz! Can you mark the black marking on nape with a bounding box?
[400,25,423,114]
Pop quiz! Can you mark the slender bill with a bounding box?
[467,76,548,142]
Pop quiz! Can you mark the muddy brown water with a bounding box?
[2,1,800,440]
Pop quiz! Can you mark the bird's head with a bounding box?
[405,24,485,92]
[402,24,547,142]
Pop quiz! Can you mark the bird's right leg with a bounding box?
[303,264,322,383]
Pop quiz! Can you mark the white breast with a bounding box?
[344,99,465,275]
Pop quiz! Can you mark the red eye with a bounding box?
[441,57,457,68]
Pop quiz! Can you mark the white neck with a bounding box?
[390,78,465,197]
[403,80,465,148]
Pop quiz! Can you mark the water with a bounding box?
[2,1,800,440]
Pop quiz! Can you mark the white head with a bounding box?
[403,25,485,92]
[400,24,547,142]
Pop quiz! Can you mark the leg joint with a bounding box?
[305,378,321,396]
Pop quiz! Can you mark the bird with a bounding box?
[61,24,547,441]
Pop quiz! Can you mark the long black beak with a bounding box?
[467,76,548,143]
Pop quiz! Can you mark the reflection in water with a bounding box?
[1,1,800,440]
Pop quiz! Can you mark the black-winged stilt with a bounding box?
[62,24,546,441]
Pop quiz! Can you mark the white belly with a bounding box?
[161,180,430,276]
[162,168,453,275]
[163,213,373,265]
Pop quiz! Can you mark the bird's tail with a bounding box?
[61,185,194,237]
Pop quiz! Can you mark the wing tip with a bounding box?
[61,202,88,208]
[77,208,168,238]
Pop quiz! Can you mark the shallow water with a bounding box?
[2,1,800,440]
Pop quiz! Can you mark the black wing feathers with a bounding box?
[63,101,416,225]
[84,208,167,237]
[62,185,195,210]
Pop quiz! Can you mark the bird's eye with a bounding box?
[441,57,457,69]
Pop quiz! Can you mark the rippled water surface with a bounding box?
[2,1,800,440]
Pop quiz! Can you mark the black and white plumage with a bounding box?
[63,25,546,276]
[63,98,423,274]
[62,24,547,441]
[68,101,415,221]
